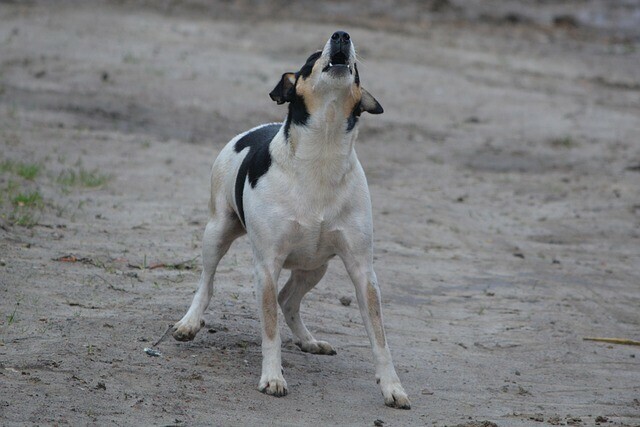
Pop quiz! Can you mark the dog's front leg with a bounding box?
[254,260,288,397]
[342,254,411,409]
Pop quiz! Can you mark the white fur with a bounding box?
[172,34,411,409]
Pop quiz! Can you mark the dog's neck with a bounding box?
[278,93,359,183]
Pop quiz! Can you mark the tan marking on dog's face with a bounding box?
[367,281,386,347]
[294,70,362,121]
[263,280,277,340]
[294,63,324,115]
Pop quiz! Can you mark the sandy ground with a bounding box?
[1,1,640,426]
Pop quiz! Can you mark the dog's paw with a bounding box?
[258,374,288,397]
[296,340,337,355]
[380,379,411,409]
[172,318,205,342]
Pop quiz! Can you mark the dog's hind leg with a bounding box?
[173,211,243,341]
[278,265,336,355]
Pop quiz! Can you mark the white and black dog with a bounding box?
[172,31,410,409]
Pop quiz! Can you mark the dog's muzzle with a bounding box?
[323,31,353,75]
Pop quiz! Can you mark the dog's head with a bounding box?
[269,31,382,135]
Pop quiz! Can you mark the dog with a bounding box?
[171,31,411,409]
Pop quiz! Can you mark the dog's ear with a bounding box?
[269,73,297,105]
[360,88,384,115]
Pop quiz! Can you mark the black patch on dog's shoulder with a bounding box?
[234,124,280,227]
[346,101,362,132]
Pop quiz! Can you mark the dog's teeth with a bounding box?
[329,62,333,67]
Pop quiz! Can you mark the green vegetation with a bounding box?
[3,295,23,331]
[122,52,140,64]
[9,190,44,226]
[16,163,41,180]
[12,190,43,208]
[549,136,577,148]
[57,166,111,189]
[1,159,45,227]
[0,156,111,227]
[0,160,41,179]
[6,301,19,326]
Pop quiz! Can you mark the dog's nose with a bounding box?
[331,31,351,45]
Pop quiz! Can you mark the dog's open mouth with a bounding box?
[330,51,347,66]
[323,51,352,74]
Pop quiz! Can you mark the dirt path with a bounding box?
[1,2,639,426]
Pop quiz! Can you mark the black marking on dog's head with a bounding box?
[234,124,280,227]
[269,73,296,105]
[299,51,322,79]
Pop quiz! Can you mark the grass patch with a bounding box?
[122,52,140,64]
[0,158,110,227]
[10,211,39,227]
[16,163,41,180]
[12,191,43,208]
[6,303,19,326]
[0,160,42,180]
[0,179,43,227]
[549,136,577,148]
[8,191,43,227]
[0,159,14,174]
[0,180,17,206]
[0,160,45,227]
[3,295,24,330]
[57,167,111,189]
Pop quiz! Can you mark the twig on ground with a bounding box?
[583,337,640,346]
[153,324,174,347]
[88,274,126,292]
[128,256,199,271]
[53,254,94,264]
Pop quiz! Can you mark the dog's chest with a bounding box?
[274,143,366,270]
[277,176,348,266]
[282,215,340,270]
